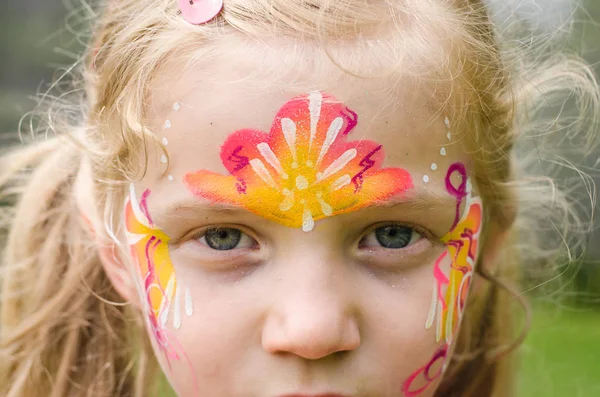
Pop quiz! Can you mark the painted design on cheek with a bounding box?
[184,91,413,231]
[402,163,482,396]
[124,184,198,380]
[426,182,481,343]
[402,345,448,397]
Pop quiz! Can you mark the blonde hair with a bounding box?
[1,0,598,396]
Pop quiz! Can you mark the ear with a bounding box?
[97,239,142,309]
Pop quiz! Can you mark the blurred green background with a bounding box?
[1,1,599,396]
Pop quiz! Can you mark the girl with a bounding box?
[0,0,597,396]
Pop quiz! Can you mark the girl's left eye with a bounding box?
[360,224,422,249]
[198,227,257,251]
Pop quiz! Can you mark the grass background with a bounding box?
[519,304,600,396]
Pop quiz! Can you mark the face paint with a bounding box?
[124,184,198,391]
[402,163,483,396]
[402,346,448,397]
[422,115,450,186]
[184,91,413,232]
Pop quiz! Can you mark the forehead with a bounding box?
[140,40,470,206]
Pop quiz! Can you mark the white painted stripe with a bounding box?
[173,286,182,329]
[281,118,297,163]
[317,195,333,216]
[317,148,357,182]
[445,282,455,343]
[425,284,437,330]
[128,184,150,228]
[249,159,277,188]
[257,142,287,178]
[331,175,351,191]
[308,91,322,151]
[316,117,343,167]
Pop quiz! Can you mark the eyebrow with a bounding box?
[157,198,247,222]
[373,187,456,211]
[157,186,456,223]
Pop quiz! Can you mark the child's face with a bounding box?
[122,58,482,397]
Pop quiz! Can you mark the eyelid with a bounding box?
[172,224,266,275]
[173,223,260,248]
[198,226,257,250]
[360,221,436,243]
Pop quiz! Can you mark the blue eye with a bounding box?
[361,224,421,249]
[199,228,256,251]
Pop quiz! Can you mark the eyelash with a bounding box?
[188,222,433,251]
[189,225,260,251]
[359,222,431,248]
[179,222,438,276]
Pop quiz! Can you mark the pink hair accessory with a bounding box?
[179,0,223,24]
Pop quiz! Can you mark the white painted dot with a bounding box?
[444,116,450,128]
[440,147,447,156]
[447,131,451,141]
[296,175,309,190]
[431,163,437,171]
[163,120,172,129]
[306,160,313,168]
[162,137,169,146]
[291,162,299,169]
[173,102,180,112]
[160,154,168,164]
[168,175,174,181]
[302,208,315,232]
[423,175,429,183]
[279,189,295,212]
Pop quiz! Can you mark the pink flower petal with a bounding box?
[179,0,223,24]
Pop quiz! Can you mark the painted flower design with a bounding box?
[124,184,193,363]
[426,195,482,344]
[184,91,413,231]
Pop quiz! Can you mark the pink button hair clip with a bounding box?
[179,0,223,24]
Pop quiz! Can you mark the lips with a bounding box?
[279,394,351,397]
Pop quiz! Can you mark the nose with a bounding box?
[261,255,361,360]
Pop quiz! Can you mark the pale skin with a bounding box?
[99,40,502,397]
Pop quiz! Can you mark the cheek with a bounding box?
[368,278,444,397]
[154,267,261,396]
[398,202,482,397]
[355,263,444,393]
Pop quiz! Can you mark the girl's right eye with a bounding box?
[198,227,257,251]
